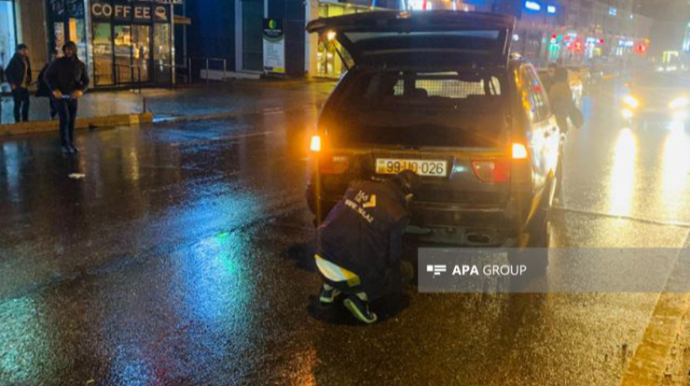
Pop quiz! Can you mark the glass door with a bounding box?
[113,24,151,84]
[114,25,133,83]
[241,0,263,71]
[153,23,172,83]
[132,25,151,82]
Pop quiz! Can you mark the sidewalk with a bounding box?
[0,79,336,133]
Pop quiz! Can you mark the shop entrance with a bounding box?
[113,24,151,84]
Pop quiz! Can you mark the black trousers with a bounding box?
[12,87,30,123]
[55,98,78,147]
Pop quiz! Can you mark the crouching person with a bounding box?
[315,170,418,324]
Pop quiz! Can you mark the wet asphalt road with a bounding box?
[1,81,690,386]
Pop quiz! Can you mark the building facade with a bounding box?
[0,0,178,88]
[0,0,656,85]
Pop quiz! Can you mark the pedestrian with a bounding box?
[315,170,418,324]
[4,44,32,123]
[45,41,89,154]
[36,50,59,120]
[542,62,558,94]
[548,66,583,200]
[548,66,572,132]
[548,66,583,133]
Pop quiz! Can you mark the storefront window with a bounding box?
[47,0,174,87]
[47,0,88,64]
[69,17,88,58]
[0,0,17,68]
[93,23,113,85]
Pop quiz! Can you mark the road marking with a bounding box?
[553,206,690,228]
[620,232,690,386]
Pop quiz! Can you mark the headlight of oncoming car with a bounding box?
[623,95,640,109]
[669,96,689,110]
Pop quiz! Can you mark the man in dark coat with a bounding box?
[5,44,32,123]
[45,41,90,154]
[315,170,418,324]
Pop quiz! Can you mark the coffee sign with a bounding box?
[91,1,171,22]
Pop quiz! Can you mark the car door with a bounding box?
[518,64,560,193]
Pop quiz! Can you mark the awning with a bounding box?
[174,15,192,25]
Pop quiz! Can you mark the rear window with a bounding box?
[345,30,501,43]
[328,70,507,147]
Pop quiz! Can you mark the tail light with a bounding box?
[471,159,510,182]
[310,135,322,152]
[512,143,528,159]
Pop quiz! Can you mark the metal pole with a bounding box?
[188,57,192,83]
[223,59,227,82]
[170,3,176,87]
[206,58,210,84]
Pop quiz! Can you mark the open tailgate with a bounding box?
[306,10,515,68]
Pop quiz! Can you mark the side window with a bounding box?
[519,65,552,122]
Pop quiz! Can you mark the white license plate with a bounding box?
[375,158,448,177]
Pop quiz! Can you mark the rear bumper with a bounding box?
[306,182,522,246]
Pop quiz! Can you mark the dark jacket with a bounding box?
[316,179,409,300]
[35,62,52,97]
[5,54,32,88]
[45,56,89,95]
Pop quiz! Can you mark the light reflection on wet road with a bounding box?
[1,81,689,385]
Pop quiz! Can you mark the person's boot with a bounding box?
[343,294,377,324]
[60,145,71,154]
[318,284,341,304]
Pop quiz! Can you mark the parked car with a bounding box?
[306,11,562,249]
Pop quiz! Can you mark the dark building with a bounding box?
[181,0,306,78]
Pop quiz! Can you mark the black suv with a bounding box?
[306,11,561,248]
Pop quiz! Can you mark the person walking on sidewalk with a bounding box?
[45,41,89,154]
[5,44,32,123]
[36,50,59,120]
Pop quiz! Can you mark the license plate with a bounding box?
[375,158,448,177]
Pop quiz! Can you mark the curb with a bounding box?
[0,102,320,136]
[0,113,154,136]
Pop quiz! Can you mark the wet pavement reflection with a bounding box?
[1,81,689,385]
